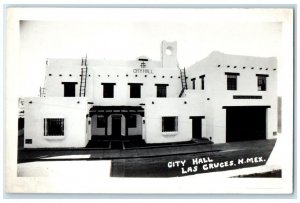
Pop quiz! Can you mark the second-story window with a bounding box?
[225,72,240,90]
[102,83,116,98]
[155,84,169,97]
[62,82,77,97]
[191,78,196,90]
[257,74,268,91]
[128,83,143,98]
[199,75,205,90]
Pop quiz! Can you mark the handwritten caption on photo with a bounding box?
[167,156,266,175]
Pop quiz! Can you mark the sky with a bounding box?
[19,8,283,97]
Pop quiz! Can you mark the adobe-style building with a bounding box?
[23,41,278,148]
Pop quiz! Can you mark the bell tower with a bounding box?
[161,41,178,68]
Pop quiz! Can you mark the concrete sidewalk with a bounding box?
[18,139,276,163]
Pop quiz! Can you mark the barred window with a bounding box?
[227,74,238,90]
[257,76,267,91]
[156,84,168,97]
[162,117,178,132]
[97,115,106,128]
[44,118,64,136]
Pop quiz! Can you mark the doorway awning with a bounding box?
[89,106,144,116]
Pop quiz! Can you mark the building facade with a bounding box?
[23,41,278,148]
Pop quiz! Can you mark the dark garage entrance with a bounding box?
[225,106,269,142]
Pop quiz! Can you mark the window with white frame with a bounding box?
[44,118,64,136]
[162,116,178,132]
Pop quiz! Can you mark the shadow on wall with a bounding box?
[277,97,282,133]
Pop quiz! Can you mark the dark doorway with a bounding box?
[191,117,203,139]
[111,116,122,137]
[226,106,267,142]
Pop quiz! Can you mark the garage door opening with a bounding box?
[225,106,269,142]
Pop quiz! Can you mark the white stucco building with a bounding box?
[23,41,278,148]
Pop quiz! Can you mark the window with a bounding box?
[128,83,143,98]
[191,78,196,90]
[97,115,106,128]
[156,84,168,97]
[227,75,237,90]
[62,82,77,97]
[44,118,64,136]
[257,74,268,91]
[128,115,137,128]
[162,117,178,132]
[225,72,240,90]
[200,75,205,90]
[25,139,32,144]
[102,83,115,98]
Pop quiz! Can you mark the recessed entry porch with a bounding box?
[88,106,145,149]
[87,106,211,149]
[86,134,212,150]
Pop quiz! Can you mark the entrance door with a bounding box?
[191,117,203,139]
[226,106,267,142]
[111,116,122,137]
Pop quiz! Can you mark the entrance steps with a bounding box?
[85,135,212,150]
